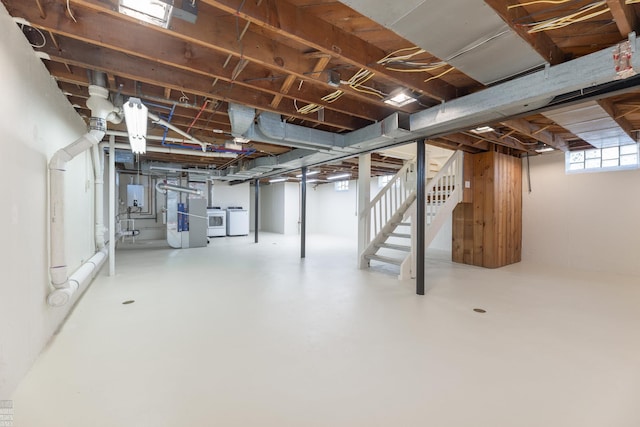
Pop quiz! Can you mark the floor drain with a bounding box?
[473,308,486,313]
[122,300,135,305]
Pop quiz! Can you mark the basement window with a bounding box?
[566,143,639,173]
[378,175,393,188]
[334,180,349,192]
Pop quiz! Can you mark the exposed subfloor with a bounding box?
[11,233,640,427]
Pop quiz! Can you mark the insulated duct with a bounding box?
[229,35,640,181]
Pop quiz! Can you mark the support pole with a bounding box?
[108,135,116,276]
[357,153,371,268]
[301,167,307,259]
[416,139,426,295]
[254,179,259,243]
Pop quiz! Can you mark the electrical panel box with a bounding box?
[127,184,144,207]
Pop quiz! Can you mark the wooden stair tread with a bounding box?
[365,254,404,266]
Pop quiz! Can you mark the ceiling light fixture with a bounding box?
[535,144,554,153]
[233,136,250,143]
[470,126,495,134]
[118,0,173,28]
[269,177,287,183]
[123,97,148,154]
[327,173,351,180]
[295,170,319,178]
[383,89,417,107]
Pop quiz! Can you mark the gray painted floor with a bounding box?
[12,233,640,426]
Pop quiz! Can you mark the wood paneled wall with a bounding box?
[452,151,522,268]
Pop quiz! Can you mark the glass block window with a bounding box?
[334,180,349,191]
[566,144,639,173]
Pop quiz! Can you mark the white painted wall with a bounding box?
[212,181,250,210]
[523,151,640,276]
[260,183,285,233]
[284,183,300,235]
[307,181,360,239]
[0,5,97,398]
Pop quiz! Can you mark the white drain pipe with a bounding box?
[92,145,106,250]
[48,83,121,307]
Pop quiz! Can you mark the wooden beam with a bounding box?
[484,0,566,65]
[439,133,491,151]
[606,0,639,37]
[199,0,461,102]
[501,118,569,152]
[58,0,408,112]
[164,87,172,99]
[597,98,637,140]
[271,74,296,108]
[6,1,385,123]
[42,41,365,130]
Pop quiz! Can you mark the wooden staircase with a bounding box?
[360,151,463,279]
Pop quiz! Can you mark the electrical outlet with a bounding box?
[465,180,471,188]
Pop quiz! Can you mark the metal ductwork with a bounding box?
[339,0,546,84]
[227,36,640,182]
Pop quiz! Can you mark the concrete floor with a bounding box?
[11,233,640,427]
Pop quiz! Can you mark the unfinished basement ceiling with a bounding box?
[3,0,640,181]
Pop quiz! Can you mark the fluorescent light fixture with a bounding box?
[123,97,148,154]
[471,126,495,134]
[269,177,287,183]
[233,136,250,143]
[295,170,319,178]
[327,173,351,180]
[212,129,225,134]
[306,179,319,183]
[118,0,173,28]
[535,144,554,153]
[383,89,417,107]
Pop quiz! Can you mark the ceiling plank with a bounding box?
[271,74,297,108]
[597,98,637,140]
[484,0,566,65]
[7,2,388,123]
[501,118,569,152]
[199,0,461,102]
[42,41,365,130]
[606,0,639,37]
[63,0,415,112]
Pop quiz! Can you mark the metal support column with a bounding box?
[254,179,259,243]
[416,139,426,295]
[108,135,116,276]
[301,167,307,258]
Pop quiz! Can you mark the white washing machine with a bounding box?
[206,207,226,237]
[226,207,249,236]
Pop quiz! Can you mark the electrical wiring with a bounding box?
[66,0,78,23]
[508,0,573,9]
[424,66,455,83]
[524,1,610,33]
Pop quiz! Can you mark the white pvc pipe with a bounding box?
[155,182,202,196]
[47,247,108,307]
[109,135,116,276]
[101,137,237,158]
[92,145,105,249]
[147,112,208,151]
[48,84,119,306]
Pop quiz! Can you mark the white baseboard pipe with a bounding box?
[47,246,108,307]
